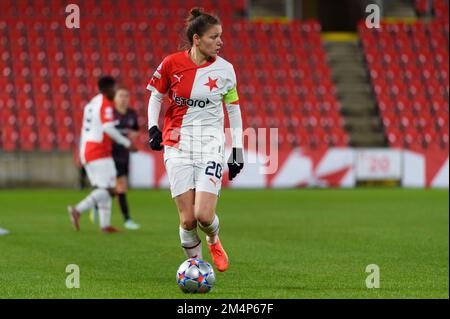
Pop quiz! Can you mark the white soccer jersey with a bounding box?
[79,94,115,164]
[146,50,240,159]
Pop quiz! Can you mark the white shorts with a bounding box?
[164,150,224,198]
[84,157,117,189]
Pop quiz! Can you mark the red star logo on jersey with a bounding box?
[204,77,219,91]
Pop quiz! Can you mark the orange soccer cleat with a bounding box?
[207,237,229,272]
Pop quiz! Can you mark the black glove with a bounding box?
[148,125,163,151]
[227,147,244,181]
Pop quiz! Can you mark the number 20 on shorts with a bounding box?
[205,161,222,179]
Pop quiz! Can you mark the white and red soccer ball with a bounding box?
[176,258,216,293]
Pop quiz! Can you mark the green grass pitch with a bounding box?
[0,188,448,299]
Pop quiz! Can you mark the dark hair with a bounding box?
[97,76,116,91]
[185,7,221,47]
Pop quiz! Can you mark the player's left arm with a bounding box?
[128,109,140,139]
[147,57,170,151]
[224,66,244,181]
[224,87,243,148]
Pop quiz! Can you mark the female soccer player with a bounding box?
[146,8,244,272]
[87,86,140,230]
[69,76,136,233]
[112,87,140,230]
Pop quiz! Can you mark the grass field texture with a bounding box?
[0,188,448,298]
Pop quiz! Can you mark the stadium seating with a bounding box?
[359,20,449,150]
[415,0,449,20]
[0,0,348,152]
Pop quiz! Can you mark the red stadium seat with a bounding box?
[360,20,449,150]
[0,1,349,152]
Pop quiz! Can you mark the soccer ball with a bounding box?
[176,258,216,293]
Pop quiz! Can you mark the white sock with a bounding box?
[179,226,203,259]
[98,195,112,229]
[75,188,109,213]
[199,215,219,245]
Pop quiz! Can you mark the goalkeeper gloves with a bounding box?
[148,125,163,151]
[227,147,244,181]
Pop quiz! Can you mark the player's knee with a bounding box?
[116,178,127,193]
[180,217,197,230]
[194,198,216,224]
[107,188,116,197]
[92,188,112,207]
[93,187,108,199]
[195,209,215,226]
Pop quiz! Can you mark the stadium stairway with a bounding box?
[384,0,417,18]
[324,37,386,147]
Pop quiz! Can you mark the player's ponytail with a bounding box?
[188,7,203,21]
[184,7,221,48]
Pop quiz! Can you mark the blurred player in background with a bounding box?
[90,87,141,230]
[0,227,10,236]
[111,86,140,230]
[68,76,136,233]
[147,8,244,272]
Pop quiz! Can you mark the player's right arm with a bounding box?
[147,58,170,151]
[100,102,133,149]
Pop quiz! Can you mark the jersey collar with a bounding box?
[184,49,216,69]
